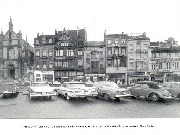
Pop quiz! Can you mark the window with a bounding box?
[36,40,39,44]
[61,42,68,46]
[77,72,83,76]
[66,49,74,56]
[69,72,76,76]
[107,48,112,56]
[144,44,147,49]
[55,50,63,56]
[42,37,46,44]
[63,61,68,67]
[166,62,171,69]
[43,62,47,69]
[175,62,179,69]
[130,63,134,69]
[49,61,53,68]
[122,39,125,44]
[159,63,162,69]
[107,39,111,45]
[115,39,118,44]
[42,49,47,56]
[114,48,119,55]
[78,50,83,55]
[8,49,15,59]
[36,62,40,69]
[91,62,98,69]
[107,60,112,67]
[114,59,117,67]
[49,38,52,43]
[49,49,53,56]
[136,54,140,59]
[129,44,134,51]
[35,50,40,56]
[78,60,83,66]
[100,64,103,69]
[121,48,126,55]
[36,74,40,77]
[55,61,62,67]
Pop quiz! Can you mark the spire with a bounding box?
[26,35,27,42]
[9,16,13,31]
[77,26,79,35]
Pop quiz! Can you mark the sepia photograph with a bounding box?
[0,0,180,134]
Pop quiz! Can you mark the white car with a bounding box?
[28,82,57,99]
[57,82,98,100]
[94,81,131,101]
[49,81,61,92]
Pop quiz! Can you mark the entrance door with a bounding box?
[8,64,15,79]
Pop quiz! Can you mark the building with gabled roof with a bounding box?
[0,17,34,81]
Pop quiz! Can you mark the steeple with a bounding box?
[1,28,3,35]
[9,16,13,31]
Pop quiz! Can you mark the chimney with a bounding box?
[55,29,57,35]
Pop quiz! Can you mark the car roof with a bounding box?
[136,81,158,85]
[32,81,48,84]
[63,81,85,84]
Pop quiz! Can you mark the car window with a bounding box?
[147,83,159,89]
[142,84,149,89]
[135,84,142,87]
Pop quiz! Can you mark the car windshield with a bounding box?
[67,83,85,87]
[32,83,49,87]
[104,82,119,88]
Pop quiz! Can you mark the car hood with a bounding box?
[30,86,54,92]
[67,87,96,91]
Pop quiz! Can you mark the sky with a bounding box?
[0,0,180,46]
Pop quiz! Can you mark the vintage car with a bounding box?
[163,82,180,99]
[28,82,57,99]
[57,81,98,100]
[0,79,19,98]
[130,81,172,101]
[94,81,131,101]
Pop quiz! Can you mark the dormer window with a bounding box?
[49,38,52,43]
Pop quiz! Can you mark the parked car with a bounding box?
[57,81,98,100]
[28,82,57,99]
[94,81,131,101]
[130,81,172,101]
[163,82,180,99]
[0,79,19,98]
[49,81,61,92]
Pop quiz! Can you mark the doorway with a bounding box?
[8,64,15,79]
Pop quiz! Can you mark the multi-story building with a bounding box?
[84,41,106,82]
[104,31,128,84]
[150,37,180,82]
[0,17,34,81]
[33,33,56,82]
[127,33,150,84]
[54,28,86,83]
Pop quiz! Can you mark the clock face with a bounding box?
[9,49,15,59]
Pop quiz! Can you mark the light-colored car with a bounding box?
[130,81,172,101]
[163,82,180,99]
[28,82,57,99]
[94,81,131,101]
[57,82,98,100]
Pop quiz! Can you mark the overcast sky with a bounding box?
[0,0,180,45]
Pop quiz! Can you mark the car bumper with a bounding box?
[30,93,57,98]
[69,93,98,98]
[162,96,173,100]
[115,94,132,98]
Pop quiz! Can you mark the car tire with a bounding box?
[149,93,160,102]
[66,94,71,100]
[115,98,120,102]
[104,94,110,101]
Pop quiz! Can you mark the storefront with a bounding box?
[85,74,105,82]
[34,71,54,82]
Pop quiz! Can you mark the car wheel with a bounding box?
[115,98,120,102]
[48,96,52,100]
[149,93,160,102]
[66,94,71,100]
[104,94,110,101]
[178,93,180,100]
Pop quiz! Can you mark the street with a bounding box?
[0,92,179,118]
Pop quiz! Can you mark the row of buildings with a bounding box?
[1,18,180,84]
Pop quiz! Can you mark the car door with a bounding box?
[131,83,142,97]
[140,83,150,98]
[96,83,104,97]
